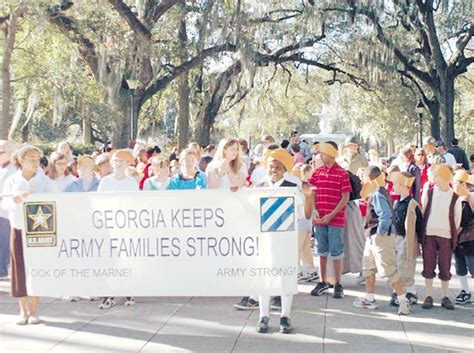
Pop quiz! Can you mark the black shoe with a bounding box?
[279,316,292,334]
[311,281,330,296]
[332,283,344,299]
[270,296,282,310]
[422,296,433,309]
[406,292,418,305]
[257,316,269,333]
[441,297,454,310]
[455,290,472,305]
[390,292,399,307]
[233,297,259,310]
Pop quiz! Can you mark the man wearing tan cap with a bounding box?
[423,136,445,165]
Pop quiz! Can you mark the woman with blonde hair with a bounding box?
[49,152,76,192]
[206,138,247,189]
[2,145,54,324]
[143,157,170,191]
[57,141,74,164]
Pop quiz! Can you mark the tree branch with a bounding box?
[141,43,238,104]
[107,0,152,42]
[448,22,473,69]
[151,0,179,23]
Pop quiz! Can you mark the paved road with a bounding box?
[1,262,473,353]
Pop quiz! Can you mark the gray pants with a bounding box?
[395,235,417,290]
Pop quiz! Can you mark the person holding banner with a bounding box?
[2,144,54,325]
[64,155,100,193]
[305,142,350,300]
[0,140,17,280]
[206,138,247,190]
[167,149,207,190]
[256,147,297,334]
[97,149,138,309]
[143,157,170,191]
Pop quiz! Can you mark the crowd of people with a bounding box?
[0,132,473,334]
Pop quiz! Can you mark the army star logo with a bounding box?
[28,206,52,231]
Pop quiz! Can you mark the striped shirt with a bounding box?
[309,163,351,227]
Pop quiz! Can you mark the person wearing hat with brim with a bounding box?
[352,166,411,315]
[387,171,423,307]
[423,136,445,166]
[254,148,298,334]
[420,164,463,310]
[64,155,100,192]
[340,136,368,175]
[452,170,474,305]
[303,141,351,300]
[97,149,139,310]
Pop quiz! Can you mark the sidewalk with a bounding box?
[1,261,473,353]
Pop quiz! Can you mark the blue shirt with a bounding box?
[371,189,393,235]
[64,176,100,192]
[167,172,207,190]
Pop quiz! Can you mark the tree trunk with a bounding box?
[1,9,23,140]
[439,78,455,146]
[176,14,190,150]
[21,121,28,143]
[426,98,441,141]
[83,114,92,145]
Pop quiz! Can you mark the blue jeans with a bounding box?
[315,225,345,259]
[0,217,10,277]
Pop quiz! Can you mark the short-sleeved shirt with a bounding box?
[309,163,351,227]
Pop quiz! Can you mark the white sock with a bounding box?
[366,293,375,302]
[406,285,417,294]
[258,295,270,318]
[397,294,407,303]
[425,278,433,297]
[441,280,449,298]
[281,295,293,317]
[459,275,470,293]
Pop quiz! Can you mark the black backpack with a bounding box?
[347,171,362,201]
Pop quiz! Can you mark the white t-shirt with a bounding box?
[98,175,138,192]
[442,152,457,166]
[422,186,462,239]
[52,175,77,192]
[0,163,17,219]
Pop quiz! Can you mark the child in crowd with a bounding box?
[167,149,207,190]
[388,171,423,306]
[97,150,139,309]
[353,166,411,315]
[143,157,170,191]
[94,154,112,179]
[452,170,474,305]
[421,164,462,310]
[48,152,76,192]
[2,145,54,324]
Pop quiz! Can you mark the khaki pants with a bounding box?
[298,231,314,269]
[362,234,400,284]
[395,235,416,289]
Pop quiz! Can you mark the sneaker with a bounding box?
[307,271,320,283]
[279,316,292,334]
[421,296,433,309]
[441,296,454,310]
[99,297,116,310]
[353,297,378,310]
[16,314,28,325]
[256,316,269,333]
[28,315,41,324]
[455,290,472,305]
[270,296,282,310]
[310,281,330,296]
[124,297,135,306]
[233,297,259,310]
[406,292,418,305]
[298,272,311,282]
[398,298,410,315]
[70,296,80,302]
[332,283,344,299]
[390,292,399,307]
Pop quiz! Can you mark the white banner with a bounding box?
[22,188,298,297]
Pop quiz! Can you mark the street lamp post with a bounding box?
[415,99,425,146]
[126,78,139,140]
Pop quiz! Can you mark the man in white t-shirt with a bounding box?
[97,150,138,309]
[435,140,457,166]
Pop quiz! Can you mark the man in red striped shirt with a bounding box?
[304,141,351,299]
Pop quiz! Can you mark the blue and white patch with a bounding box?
[260,197,295,232]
